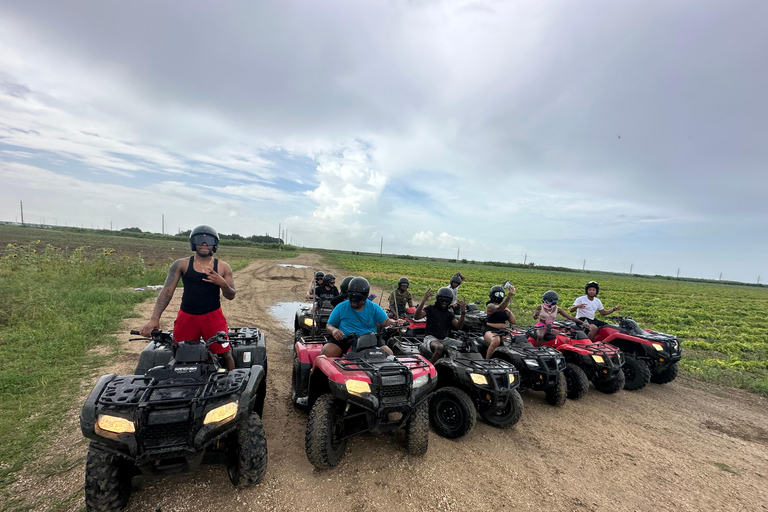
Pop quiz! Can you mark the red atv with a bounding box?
[593,317,682,390]
[533,322,625,399]
[291,332,437,469]
[382,306,426,342]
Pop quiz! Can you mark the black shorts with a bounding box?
[328,334,384,353]
[581,318,607,328]
[484,326,508,336]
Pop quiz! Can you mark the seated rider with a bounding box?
[569,281,621,340]
[323,277,404,357]
[414,287,466,363]
[305,271,325,300]
[313,273,339,304]
[483,284,516,359]
[447,273,464,314]
[388,277,414,317]
[330,276,354,307]
[532,290,583,345]
[140,225,236,371]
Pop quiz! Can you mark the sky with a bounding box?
[1,0,766,283]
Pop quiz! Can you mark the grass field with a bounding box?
[0,225,296,505]
[327,253,768,397]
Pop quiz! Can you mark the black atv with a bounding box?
[461,302,488,333]
[395,335,523,438]
[294,298,334,336]
[465,329,568,407]
[296,333,437,469]
[81,329,268,511]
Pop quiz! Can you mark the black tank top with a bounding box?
[486,301,509,324]
[180,256,221,315]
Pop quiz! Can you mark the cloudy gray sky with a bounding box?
[1,0,766,282]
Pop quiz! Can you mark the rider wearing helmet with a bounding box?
[387,277,414,317]
[306,271,326,300]
[532,290,583,345]
[483,283,516,359]
[323,277,404,357]
[569,281,622,340]
[313,273,339,302]
[330,276,354,307]
[413,286,466,363]
[140,225,236,370]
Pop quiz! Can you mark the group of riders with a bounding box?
[141,224,621,368]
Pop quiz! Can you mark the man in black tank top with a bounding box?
[140,225,237,370]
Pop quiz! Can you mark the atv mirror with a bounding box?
[356,333,378,351]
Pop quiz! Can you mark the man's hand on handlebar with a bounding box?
[140,319,160,338]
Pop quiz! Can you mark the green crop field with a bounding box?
[326,253,768,397]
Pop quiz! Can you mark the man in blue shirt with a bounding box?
[323,277,404,357]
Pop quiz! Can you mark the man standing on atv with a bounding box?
[388,277,414,317]
[483,284,516,359]
[305,271,325,300]
[532,291,583,345]
[140,225,236,370]
[323,277,404,357]
[569,281,621,340]
[414,287,466,363]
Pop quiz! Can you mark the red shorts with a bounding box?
[173,308,230,354]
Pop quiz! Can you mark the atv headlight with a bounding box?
[303,318,314,327]
[97,415,135,434]
[653,343,664,351]
[345,379,371,395]
[508,373,516,384]
[524,358,540,369]
[413,374,429,388]
[203,402,238,425]
[469,373,488,386]
[592,355,605,364]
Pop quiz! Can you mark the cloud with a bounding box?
[411,230,475,251]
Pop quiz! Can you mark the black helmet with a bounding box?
[314,271,325,281]
[339,276,353,295]
[189,225,219,252]
[489,285,505,303]
[542,290,559,305]
[347,277,370,296]
[436,287,454,304]
[398,277,410,287]
[585,281,599,295]
[323,273,336,286]
[450,274,462,286]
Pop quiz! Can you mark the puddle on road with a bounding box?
[277,264,310,269]
[269,301,310,329]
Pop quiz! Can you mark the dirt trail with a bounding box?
[10,254,768,511]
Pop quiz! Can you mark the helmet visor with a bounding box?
[191,234,217,247]
[349,293,367,303]
[543,298,558,305]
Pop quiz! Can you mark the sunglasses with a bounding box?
[349,293,366,302]
[191,234,217,246]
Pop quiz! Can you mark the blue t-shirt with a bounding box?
[327,300,388,335]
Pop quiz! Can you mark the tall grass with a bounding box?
[0,242,165,492]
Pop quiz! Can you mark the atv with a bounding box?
[81,328,268,511]
[294,298,335,336]
[466,329,568,407]
[291,332,437,469]
[381,306,426,342]
[536,322,626,399]
[389,333,523,437]
[594,316,683,389]
[461,302,488,333]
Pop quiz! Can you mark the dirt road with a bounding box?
[12,255,768,511]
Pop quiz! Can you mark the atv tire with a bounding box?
[650,362,679,384]
[545,371,568,407]
[429,386,476,439]
[564,363,590,400]
[593,369,626,394]
[227,411,268,487]
[622,354,651,391]
[84,445,132,512]
[405,399,429,456]
[305,394,347,469]
[479,389,524,429]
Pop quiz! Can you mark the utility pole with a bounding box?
[162,214,165,235]
[20,201,24,224]
[758,276,761,284]
[719,272,722,281]
[583,259,586,271]
[278,223,281,243]
[110,221,112,231]
[630,263,633,275]
[523,253,527,265]
[677,268,680,278]
[380,237,383,257]
[457,246,460,261]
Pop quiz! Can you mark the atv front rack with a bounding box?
[335,354,430,373]
[298,333,332,345]
[98,371,249,406]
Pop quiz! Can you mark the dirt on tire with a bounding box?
[8,254,768,512]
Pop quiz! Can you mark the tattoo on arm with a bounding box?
[152,293,172,317]
[164,261,180,287]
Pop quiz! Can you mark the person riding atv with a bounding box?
[413,286,466,363]
[570,281,622,340]
[388,277,414,317]
[306,271,326,300]
[140,224,236,370]
[483,284,516,359]
[533,290,584,344]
